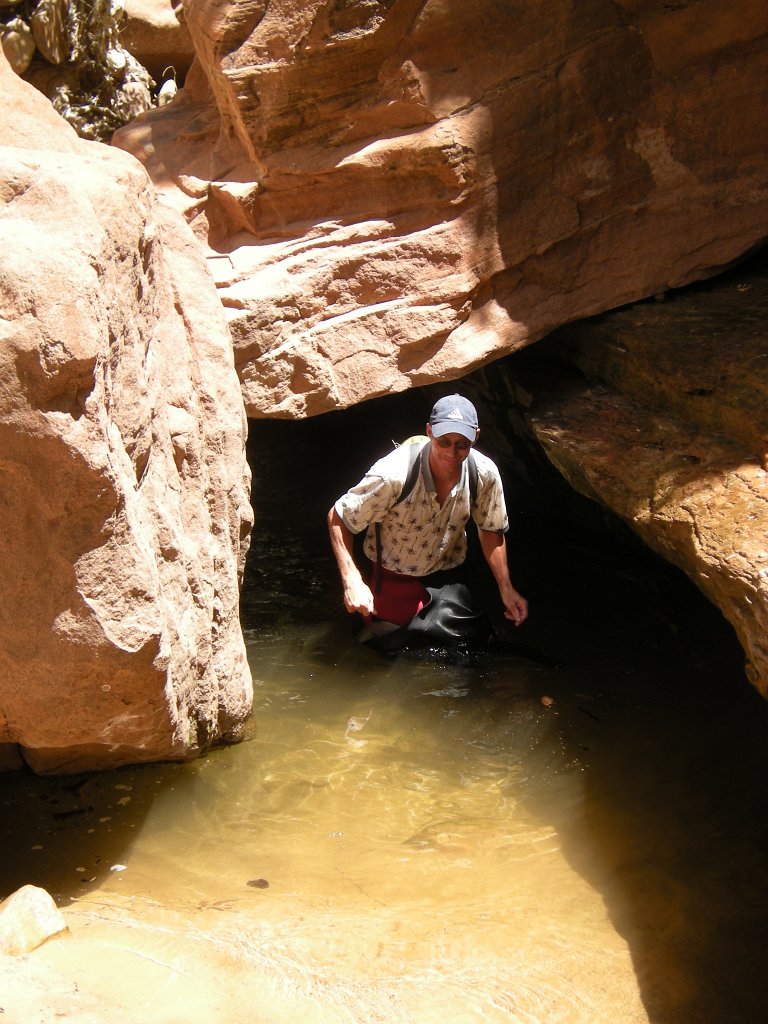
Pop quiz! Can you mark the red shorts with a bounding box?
[368,566,429,626]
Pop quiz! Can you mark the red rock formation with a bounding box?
[0,50,253,773]
[115,0,768,418]
[529,259,768,696]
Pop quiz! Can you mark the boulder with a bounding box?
[0,49,253,773]
[113,0,768,418]
[119,0,194,84]
[0,885,67,956]
[0,14,34,74]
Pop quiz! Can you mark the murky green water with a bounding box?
[2,402,768,1023]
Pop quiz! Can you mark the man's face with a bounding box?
[426,424,476,471]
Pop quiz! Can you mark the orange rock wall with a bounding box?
[0,50,253,773]
[116,0,768,418]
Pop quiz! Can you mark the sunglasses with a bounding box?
[435,437,473,452]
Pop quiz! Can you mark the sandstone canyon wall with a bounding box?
[528,260,768,697]
[0,50,253,773]
[2,0,762,776]
[450,255,768,698]
[115,0,768,419]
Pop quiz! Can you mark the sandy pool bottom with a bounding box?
[1,859,648,1024]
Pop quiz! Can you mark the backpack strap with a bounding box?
[466,450,478,505]
[398,441,427,504]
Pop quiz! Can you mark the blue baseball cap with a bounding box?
[429,394,479,441]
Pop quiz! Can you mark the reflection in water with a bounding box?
[2,400,768,1023]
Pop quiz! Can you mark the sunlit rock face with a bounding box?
[525,257,768,696]
[120,0,195,83]
[0,52,253,774]
[114,0,768,418]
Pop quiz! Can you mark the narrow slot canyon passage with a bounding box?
[1,384,767,1024]
[1,4,767,1016]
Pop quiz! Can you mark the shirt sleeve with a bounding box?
[334,453,404,535]
[471,455,509,534]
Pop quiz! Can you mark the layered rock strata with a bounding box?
[114,0,768,418]
[528,257,768,696]
[0,51,253,773]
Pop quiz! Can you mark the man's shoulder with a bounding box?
[470,448,501,476]
[368,442,422,482]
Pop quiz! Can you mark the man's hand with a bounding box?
[479,529,529,627]
[499,581,528,626]
[343,575,375,618]
[328,506,375,618]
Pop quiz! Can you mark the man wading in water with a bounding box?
[327,395,528,647]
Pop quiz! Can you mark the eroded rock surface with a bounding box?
[114,0,768,418]
[528,258,768,695]
[120,0,194,83]
[0,50,253,773]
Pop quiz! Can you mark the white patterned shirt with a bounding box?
[335,443,508,577]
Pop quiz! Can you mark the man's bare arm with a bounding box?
[327,507,375,617]
[478,529,528,626]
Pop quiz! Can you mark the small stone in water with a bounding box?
[247,878,269,889]
[541,695,555,707]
